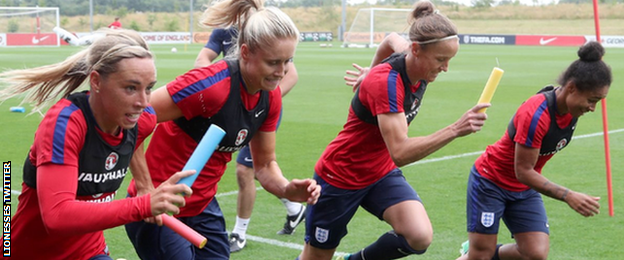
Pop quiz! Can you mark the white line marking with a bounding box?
[9,128,623,253]
[404,128,624,167]
[246,235,347,256]
[215,187,263,198]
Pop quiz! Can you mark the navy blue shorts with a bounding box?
[304,169,421,249]
[236,145,253,168]
[466,165,549,235]
[235,108,283,168]
[125,197,229,260]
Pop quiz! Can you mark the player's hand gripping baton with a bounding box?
[160,124,226,249]
[477,67,504,113]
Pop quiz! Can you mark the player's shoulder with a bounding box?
[515,93,549,119]
[212,28,236,37]
[35,98,88,145]
[141,105,157,125]
[45,98,86,125]
[137,105,157,138]
[523,93,548,108]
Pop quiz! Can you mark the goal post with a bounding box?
[0,6,61,47]
[343,8,411,48]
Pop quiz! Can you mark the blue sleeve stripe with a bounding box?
[51,104,80,164]
[387,70,399,112]
[171,68,229,104]
[145,105,155,115]
[526,100,548,147]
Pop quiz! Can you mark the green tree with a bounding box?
[147,14,157,30]
[129,20,141,31]
[8,19,19,32]
[472,0,495,8]
[61,17,69,27]
[164,17,179,31]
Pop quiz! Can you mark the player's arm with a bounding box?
[279,62,298,97]
[130,111,158,196]
[514,143,600,217]
[150,87,183,123]
[194,47,220,69]
[378,104,489,167]
[345,32,411,91]
[370,32,410,67]
[130,143,154,195]
[249,131,320,205]
[37,163,191,233]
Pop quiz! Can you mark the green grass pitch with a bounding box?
[2,42,624,259]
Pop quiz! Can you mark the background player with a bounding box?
[457,41,611,260]
[108,17,122,29]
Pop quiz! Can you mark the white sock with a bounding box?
[233,216,250,239]
[281,198,304,216]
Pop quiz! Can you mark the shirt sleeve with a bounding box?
[137,105,157,147]
[205,29,225,54]
[513,95,551,149]
[360,63,406,117]
[166,62,230,120]
[33,100,86,167]
[36,163,152,235]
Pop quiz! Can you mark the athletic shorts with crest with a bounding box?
[304,169,421,249]
[466,165,550,235]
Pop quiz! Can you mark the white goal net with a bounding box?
[343,8,411,48]
[0,7,60,47]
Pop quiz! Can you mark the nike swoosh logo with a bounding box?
[288,212,305,228]
[539,37,557,45]
[32,35,50,44]
[289,220,299,229]
[223,40,232,45]
[236,240,245,248]
[244,157,253,162]
[255,110,265,117]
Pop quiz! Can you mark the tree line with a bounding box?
[1,0,619,17]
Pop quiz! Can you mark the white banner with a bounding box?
[0,33,6,46]
[140,32,191,44]
[585,35,624,48]
[74,32,191,44]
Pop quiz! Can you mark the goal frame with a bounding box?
[343,8,411,48]
[0,6,61,47]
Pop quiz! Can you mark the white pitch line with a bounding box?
[245,235,348,256]
[404,128,624,167]
[215,187,264,198]
[8,128,624,253]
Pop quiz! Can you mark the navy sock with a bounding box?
[348,231,425,260]
[491,244,503,260]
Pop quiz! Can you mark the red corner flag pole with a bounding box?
[592,0,614,217]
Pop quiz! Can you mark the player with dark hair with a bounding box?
[2,28,193,260]
[124,0,320,259]
[108,17,122,29]
[457,41,611,260]
[298,1,489,260]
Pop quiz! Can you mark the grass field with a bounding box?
[2,42,624,259]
